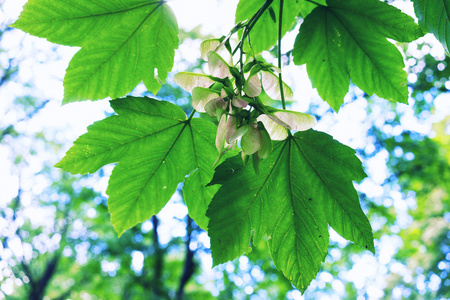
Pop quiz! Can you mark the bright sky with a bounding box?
[1,0,449,299]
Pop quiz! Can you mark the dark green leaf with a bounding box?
[207,129,372,292]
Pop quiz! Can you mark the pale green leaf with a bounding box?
[414,0,450,55]
[293,0,423,111]
[13,0,153,47]
[261,71,294,101]
[192,87,220,112]
[293,130,374,254]
[272,110,317,131]
[207,154,276,265]
[208,51,232,79]
[200,39,222,61]
[243,72,262,97]
[241,125,262,155]
[257,110,315,141]
[257,114,289,140]
[173,72,215,94]
[107,124,195,235]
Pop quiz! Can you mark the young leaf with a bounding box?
[56,97,218,235]
[235,0,301,54]
[414,0,450,55]
[207,130,372,292]
[293,0,423,111]
[13,0,178,103]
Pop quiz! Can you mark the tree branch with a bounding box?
[176,216,196,300]
[150,215,165,298]
[278,0,286,110]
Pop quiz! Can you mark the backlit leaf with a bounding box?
[13,0,178,103]
[56,97,218,235]
[207,130,372,292]
[293,0,423,111]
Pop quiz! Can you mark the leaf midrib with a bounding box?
[67,119,183,167]
[217,142,289,253]
[291,136,371,248]
[17,1,160,24]
[287,137,326,271]
[327,6,404,96]
[68,3,164,95]
[131,120,192,216]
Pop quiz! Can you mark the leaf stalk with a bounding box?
[277,0,286,110]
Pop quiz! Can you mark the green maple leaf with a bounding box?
[56,97,217,235]
[207,130,373,292]
[235,0,301,54]
[414,0,450,55]
[12,0,178,103]
[293,0,423,111]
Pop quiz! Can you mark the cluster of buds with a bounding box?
[174,38,316,168]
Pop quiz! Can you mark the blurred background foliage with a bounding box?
[0,1,449,299]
